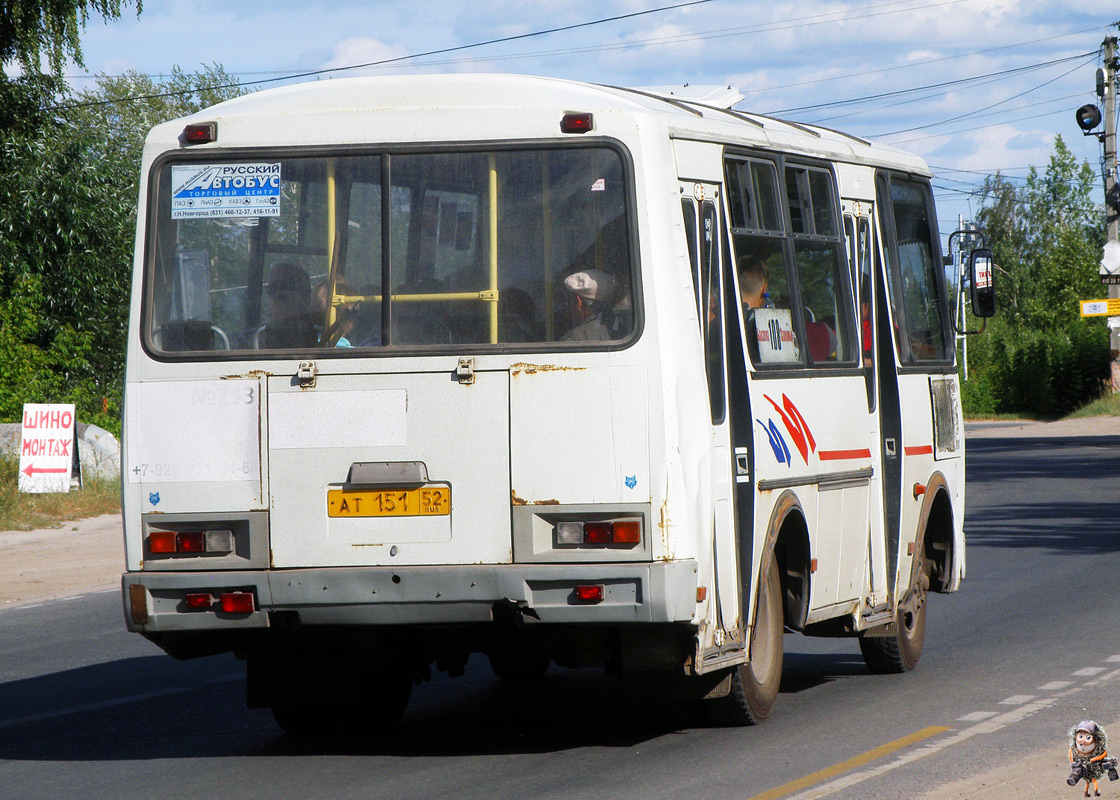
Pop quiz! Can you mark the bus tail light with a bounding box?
[556,522,584,544]
[574,584,604,602]
[612,520,641,544]
[184,592,214,610]
[149,530,177,553]
[177,531,205,553]
[205,529,233,552]
[219,591,255,614]
[147,529,234,555]
[584,522,611,544]
[554,519,642,547]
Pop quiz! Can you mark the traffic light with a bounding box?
[1107,183,1120,213]
[1076,104,1103,133]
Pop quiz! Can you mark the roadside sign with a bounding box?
[18,403,77,493]
[1101,241,1120,284]
[1079,298,1120,317]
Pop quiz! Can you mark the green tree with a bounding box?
[963,136,1109,418]
[0,65,245,431]
[1,0,140,75]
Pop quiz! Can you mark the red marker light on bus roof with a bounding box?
[560,113,593,134]
[182,122,217,145]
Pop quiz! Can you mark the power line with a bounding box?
[334,0,966,74]
[737,26,1107,98]
[871,55,1096,137]
[64,0,960,82]
[56,0,713,109]
[768,51,1096,115]
[886,104,1085,145]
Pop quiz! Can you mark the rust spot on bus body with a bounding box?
[658,493,672,561]
[221,370,274,380]
[510,362,586,376]
[511,490,560,506]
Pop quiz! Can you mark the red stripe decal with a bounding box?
[904,445,934,456]
[818,449,872,461]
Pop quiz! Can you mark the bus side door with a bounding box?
[681,181,743,655]
[874,173,960,603]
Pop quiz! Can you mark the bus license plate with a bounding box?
[327,485,451,518]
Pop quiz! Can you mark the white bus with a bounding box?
[121,74,992,732]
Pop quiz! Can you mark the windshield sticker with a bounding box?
[171,163,281,219]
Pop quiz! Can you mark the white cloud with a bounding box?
[319,38,412,74]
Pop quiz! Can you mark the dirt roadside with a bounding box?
[0,512,122,609]
[1,416,1117,797]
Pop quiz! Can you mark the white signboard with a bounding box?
[126,380,261,483]
[269,390,407,450]
[170,163,282,220]
[753,308,800,364]
[19,403,76,493]
[1101,240,1120,280]
[974,253,993,289]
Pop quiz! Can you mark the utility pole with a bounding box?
[1105,36,1119,390]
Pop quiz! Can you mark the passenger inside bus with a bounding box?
[255,263,318,349]
[312,280,358,347]
[738,256,770,313]
[860,277,873,367]
[559,269,630,341]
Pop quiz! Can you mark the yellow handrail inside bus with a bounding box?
[488,154,499,343]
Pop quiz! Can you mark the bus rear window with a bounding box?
[145,146,635,355]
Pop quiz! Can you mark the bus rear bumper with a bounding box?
[122,560,700,633]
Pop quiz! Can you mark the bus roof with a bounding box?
[149,73,931,176]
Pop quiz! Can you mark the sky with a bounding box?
[41,0,1120,243]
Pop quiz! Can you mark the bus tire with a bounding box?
[337,668,413,733]
[859,568,928,674]
[708,558,784,725]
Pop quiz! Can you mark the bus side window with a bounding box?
[786,165,856,366]
[701,200,725,423]
[725,156,799,366]
[875,174,949,363]
[681,198,702,326]
[680,196,726,423]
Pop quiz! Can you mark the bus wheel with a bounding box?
[859,568,928,673]
[708,558,784,725]
[336,668,413,733]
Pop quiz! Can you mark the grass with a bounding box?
[1065,392,1120,419]
[0,456,121,532]
[965,389,1120,422]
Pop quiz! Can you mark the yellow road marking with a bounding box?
[746,725,951,800]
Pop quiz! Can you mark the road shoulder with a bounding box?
[0,512,123,610]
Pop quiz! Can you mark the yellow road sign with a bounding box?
[1080,298,1120,317]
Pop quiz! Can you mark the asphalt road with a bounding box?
[2,426,1119,800]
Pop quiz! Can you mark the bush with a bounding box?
[960,317,1109,419]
